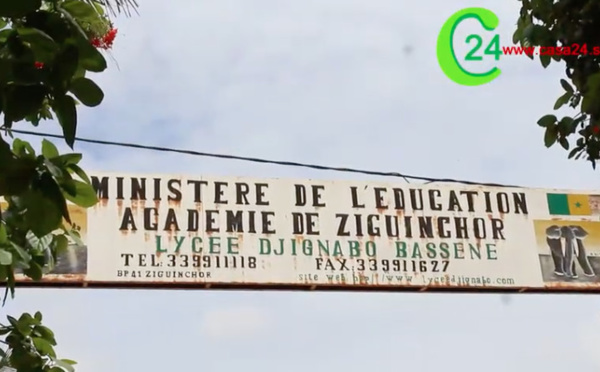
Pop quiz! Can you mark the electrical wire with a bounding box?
[7,128,522,188]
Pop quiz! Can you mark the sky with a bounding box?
[4,0,600,371]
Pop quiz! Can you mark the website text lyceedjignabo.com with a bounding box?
[502,43,600,56]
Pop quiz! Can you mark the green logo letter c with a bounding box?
[437,7,501,86]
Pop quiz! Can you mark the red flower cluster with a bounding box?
[91,28,118,50]
[34,61,44,69]
[593,126,600,135]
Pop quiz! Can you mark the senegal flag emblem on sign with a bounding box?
[546,193,599,216]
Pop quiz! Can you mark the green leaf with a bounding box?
[92,0,105,15]
[69,77,104,107]
[62,179,98,207]
[12,62,40,86]
[0,249,12,265]
[6,269,15,300]
[523,23,535,42]
[56,359,77,372]
[34,311,42,322]
[537,114,557,127]
[582,72,600,113]
[559,115,573,124]
[50,43,80,90]
[32,337,56,357]
[56,6,86,38]
[582,95,593,113]
[0,135,12,157]
[42,139,60,159]
[559,136,569,150]
[3,84,48,124]
[68,163,90,183]
[0,222,7,243]
[35,325,56,345]
[0,158,37,196]
[44,158,65,179]
[0,58,11,84]
[55,3,106,73]
[9,314,31,334]
[0,19,7,29]
[12,138,36,158]
[60,0,99,23]
[561,79,574,93]
[528,24,551,46]
[0,27,12,42]
[568,147,581,159]
[554,92,571,110]
[73,65,86,79]
[544,126,558,147]
[77,38,107,72]
[18,312,37,326]
[10,242,32,263]
[7,315,18,327]
[6,29,35,63]
[52,95,77,148]
[24,190,63,237]
[52,153,82,167]
[16,27,58,62]
[0,0,41,18]
[540,53,551,68]
[23,260,43,280]
[39,171,71,223]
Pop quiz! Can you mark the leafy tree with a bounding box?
[514,0,600,166]
[0,0,136,370]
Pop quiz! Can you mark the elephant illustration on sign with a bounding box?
[545,225,596,279]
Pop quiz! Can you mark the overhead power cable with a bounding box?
[7,128,521,188]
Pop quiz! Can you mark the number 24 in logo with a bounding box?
[464,34,502,61]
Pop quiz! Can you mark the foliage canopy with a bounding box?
[0,0,134,370]
[514,0,600,166]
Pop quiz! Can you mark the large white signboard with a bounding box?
[15,172,600,292]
